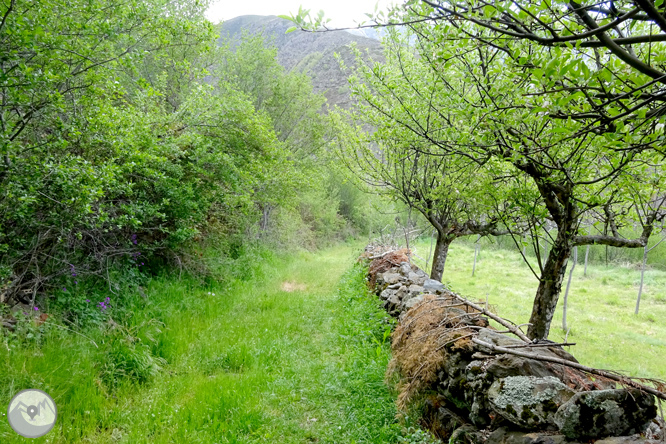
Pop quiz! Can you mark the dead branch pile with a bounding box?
[389,294,488,410]
[365,248,410,286]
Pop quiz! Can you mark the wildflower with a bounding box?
[34,307,39,311]
[63,288,66,292]
[86,299,90,303]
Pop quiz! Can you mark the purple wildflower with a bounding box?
[86,299,90,303]
[131,234,138,245]
[34,307,39,311]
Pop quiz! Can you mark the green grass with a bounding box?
[409,238,666,380]
[0,243,421,443]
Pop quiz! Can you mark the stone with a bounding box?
[594,436,650,444]
[408,284,424,295]
[379,288,396,301]
[384,293,401,313]
[402,294,425,310]
[477,329,580,383]
[395,285,408,301]
[381,272,402,285]
[423,278,445,292]
[488,376,575,430]
[554,389,657,439]
[399,262,412,276]
[408,271,426,285]
[486,428,569,444]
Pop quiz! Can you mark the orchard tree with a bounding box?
[333,32,510,281]
[288,7,666,338]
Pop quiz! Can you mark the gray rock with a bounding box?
[408,284,424,295]
[399,262,412,276]
[379,289,396,301]
[395,285,408,301]
[486,428,569,444]
[384,292,401,313]
[402,294,425,311]
[423,278,444,292]
[554,389,657,439]
[408,271,426,285]
[488,376,575,430]
[477,329,579,381]
[381,272,402,285]
[594,436,650,444]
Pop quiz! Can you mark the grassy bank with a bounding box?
[0,244,426,443]
[409,238,666,380]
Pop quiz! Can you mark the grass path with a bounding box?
[1,244,408,443]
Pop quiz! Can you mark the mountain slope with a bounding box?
[218,15,383,109]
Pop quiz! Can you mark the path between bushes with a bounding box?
[9,243,406,444]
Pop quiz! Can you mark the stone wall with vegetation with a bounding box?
[362,247,665,444]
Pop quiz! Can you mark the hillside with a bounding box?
[218,15,384,109]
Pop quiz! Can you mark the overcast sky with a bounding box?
[206,0,398,27]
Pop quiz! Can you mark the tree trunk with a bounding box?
[527,232,573,340]
[430,232,453,281]
[635,244,648,314]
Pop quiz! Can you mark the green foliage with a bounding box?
[1,1,384,308]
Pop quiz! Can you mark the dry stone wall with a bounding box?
[364,251,664,444]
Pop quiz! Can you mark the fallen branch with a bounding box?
[449,293,532,343]
[504,342,576,349]
[472,337,666,401]
[368,249,411,260]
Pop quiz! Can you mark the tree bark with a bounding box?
[527,231,573,340]
[430,232,453,281]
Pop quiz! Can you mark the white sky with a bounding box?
[206,0,397,27]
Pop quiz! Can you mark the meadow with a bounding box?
[409,238,666,381]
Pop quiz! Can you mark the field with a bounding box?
[409,238,666,380]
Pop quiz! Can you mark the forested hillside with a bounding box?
[218,15,383,109]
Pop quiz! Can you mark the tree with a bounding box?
[333,32,509,280]
[289,8,666,338]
